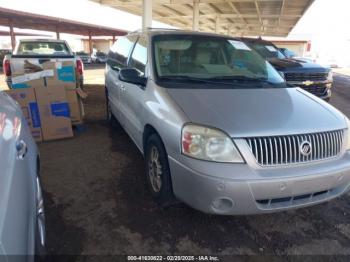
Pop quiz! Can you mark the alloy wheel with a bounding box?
[148,146,163,193]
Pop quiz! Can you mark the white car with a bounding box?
[0,91,46,260]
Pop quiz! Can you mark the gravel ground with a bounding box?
[33,71,350,260]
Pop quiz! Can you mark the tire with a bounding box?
[145,134,175,206]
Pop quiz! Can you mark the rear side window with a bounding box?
[129,37,148,76]
[108,36,135,70]
[16,41,71,56]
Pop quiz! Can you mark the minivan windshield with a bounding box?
[247,42,286,60]
[153,34,285,86]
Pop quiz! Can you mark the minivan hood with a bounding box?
[166,87,346,137]
[268,58,330,73]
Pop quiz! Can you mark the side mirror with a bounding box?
[119,68,147,87]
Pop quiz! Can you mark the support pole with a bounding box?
[112,33,116,43]
[56,28,60,40]
[215,16,219,34]
[192,0,199,31]
[142,0,152,30]
[9,23,16,51]
[88,32,92,55]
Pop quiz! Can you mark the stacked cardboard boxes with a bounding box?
[6,60,85,142]
[5,88,43,142]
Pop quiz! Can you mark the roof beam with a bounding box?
[277,0,285,29]
[97,0,285,6]
[91,0,312,37]
[153,14,301,19]
[254,1,264,34]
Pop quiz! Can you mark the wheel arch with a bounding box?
[143,124,162,154]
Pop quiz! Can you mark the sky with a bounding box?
[288,0,350,65]
[290,0,350,39]
[0,0,349,65]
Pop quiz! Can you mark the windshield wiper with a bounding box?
[208,75,277,85]
[159,75,234,85]
[158,75,283,88]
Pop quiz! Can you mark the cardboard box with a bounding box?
[43,61,77,90]
[65,89,84,124]
[12,70,54,85]
[11,60,77,90]
[11,59,44,76]
[11,78,46,89]
[35,85,73,141]
[5,88,43,142]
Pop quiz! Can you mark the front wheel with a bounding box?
[145,134,175,206]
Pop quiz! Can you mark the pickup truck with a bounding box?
[242,38,333,101]
[3,39,84,89]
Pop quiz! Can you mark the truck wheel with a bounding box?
[145,134,175,206]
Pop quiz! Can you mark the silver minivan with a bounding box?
[0,91,46,259]
[105,29,350,215]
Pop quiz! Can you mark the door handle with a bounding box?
[16,140,28,160]
[120,84,125,91]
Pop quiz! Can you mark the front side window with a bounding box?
[16,42,71,56]
[153,34,284,87]
[129,37,148,76]
[108,36,135,70]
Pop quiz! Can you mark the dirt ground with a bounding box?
[3,66,350,260]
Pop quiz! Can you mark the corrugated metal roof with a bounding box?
[0,7,128,36]
[90,0,314,36]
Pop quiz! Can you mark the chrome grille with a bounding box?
[300,85,327,97]
[246,130,344,166]
[284,72,328,82]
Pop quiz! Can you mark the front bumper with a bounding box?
[169,151,350,215]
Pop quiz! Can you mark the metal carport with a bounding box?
[90,0,314,36]
[0,7,128,51]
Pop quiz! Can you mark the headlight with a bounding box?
[346,118,350,151]
[181,124,244,163]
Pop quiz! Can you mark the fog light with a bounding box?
[212,198,234,212]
